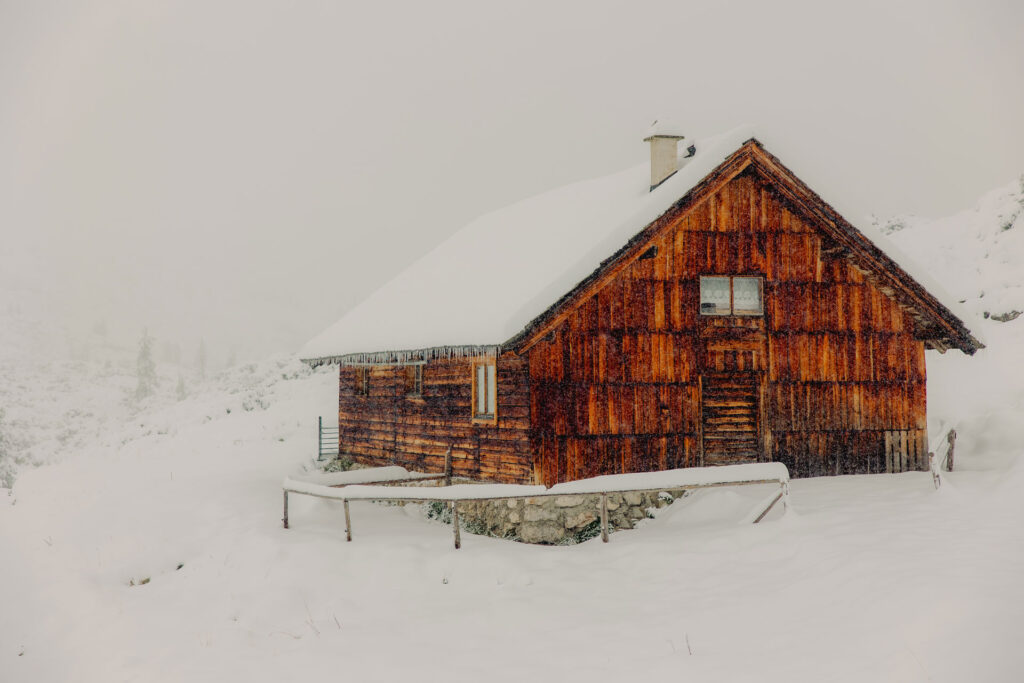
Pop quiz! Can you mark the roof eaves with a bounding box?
[745,144,982,354]
[300,344,503,368]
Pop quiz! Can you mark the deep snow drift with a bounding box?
[2,176,1023,682]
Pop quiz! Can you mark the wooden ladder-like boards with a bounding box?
[702,375,759,465]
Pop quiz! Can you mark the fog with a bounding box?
[2,0,1021,367]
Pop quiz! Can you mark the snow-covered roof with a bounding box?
[301,126,980,363]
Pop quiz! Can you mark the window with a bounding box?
[700,276,763,316]
[355,367,369,396]
[404,364,422,397]
[732,277,763,315]
[473,362,497,421]
[699,276,730,315]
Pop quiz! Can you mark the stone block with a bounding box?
[519,521,565,544]
[554,495,586,508]
[565,510,597,529]
[623,491,644,506]
[524,504,559,522]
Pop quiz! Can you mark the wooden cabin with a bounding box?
[301,127,981,486]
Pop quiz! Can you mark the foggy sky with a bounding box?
[2,0,1022,365]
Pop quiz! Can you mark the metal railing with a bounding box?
[928,427,957,489]
[317,416,340,462]
[282,460,791,550]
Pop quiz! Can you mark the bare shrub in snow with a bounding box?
[0,408,12,489]
[0,408,28,490]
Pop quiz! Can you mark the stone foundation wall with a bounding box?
[456,489,688,544]
[324,459,687,545]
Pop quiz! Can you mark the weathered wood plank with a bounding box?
[524,170,929,484]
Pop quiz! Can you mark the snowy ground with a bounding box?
[2,177,1023,681]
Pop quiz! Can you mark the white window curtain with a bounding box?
[733,277,762,314]
[700,276,731,314]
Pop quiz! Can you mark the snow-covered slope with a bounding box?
[2,177,1023,682]
[879,174,1024,323]
[882,175,1024,471]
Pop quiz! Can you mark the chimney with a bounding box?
[643,120,688,191]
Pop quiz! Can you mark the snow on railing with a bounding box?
[281,462,790,549]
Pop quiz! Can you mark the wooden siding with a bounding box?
[338,353,533,483]
[528,169,928,485]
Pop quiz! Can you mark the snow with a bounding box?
[301,126,977,362]
[548,461,788,492]
[301,128,753,360]
[881,175,1024,330]
[1,173,1022,682]
[284,463,788,503]
[285,478,544,501]
[288,466,440,487]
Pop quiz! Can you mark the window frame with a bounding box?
[471,361,498,424]
[731,276,764,316]
[699,275,764,317]
[404,364,423,398]
[355,367,370,396]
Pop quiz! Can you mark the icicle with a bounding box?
[310,343,501,368]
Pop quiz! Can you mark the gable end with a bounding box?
[507,139,981,356]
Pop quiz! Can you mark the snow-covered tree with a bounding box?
[176,374,187,401]
[135,329,158,400]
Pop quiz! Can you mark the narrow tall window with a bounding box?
[473,362,497,421]
[700,276,763,316]
[355,367,370,396]
[405,364,422,397]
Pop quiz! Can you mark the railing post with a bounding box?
[452,501,461,550]
[318,416,322,459]
[282,490,289,529]
[945,429,957,472]
[444,447,453,487]
[344,499,352,542]
[752,486,786,523]
[600,493,609,543]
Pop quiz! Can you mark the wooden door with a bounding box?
[700,374,760,465]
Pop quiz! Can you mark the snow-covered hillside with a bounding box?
[882,174,1024,473]
[877,174,1024,323]
[2,177,1023,682]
